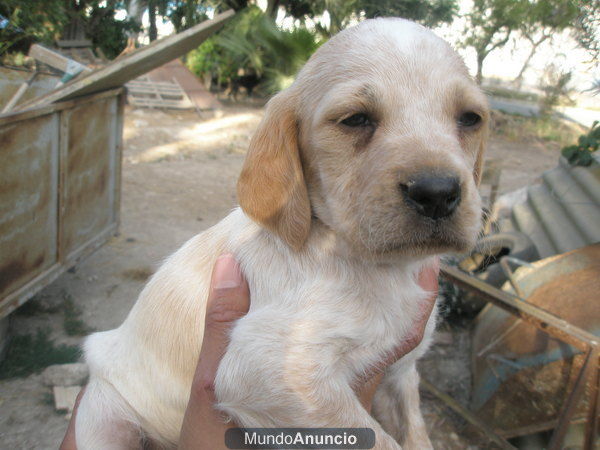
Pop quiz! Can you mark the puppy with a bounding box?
[76,17,488,449]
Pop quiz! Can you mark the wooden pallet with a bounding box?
[126,76,194,109]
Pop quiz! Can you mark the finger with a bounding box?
[377,258,441,368]
[356,372,384,413]
[414,256,440,326]
[195,254,250,394]
[418,256,440,295]
[180,255,249,449]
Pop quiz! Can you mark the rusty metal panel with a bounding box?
[0,89,123,319]
[0,113,59,299]
[60,97,118,259]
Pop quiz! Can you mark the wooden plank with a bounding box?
[127,85,186,94]
[128,81,185,89]
[1,72,37,113]
[15,10,234,111]
[28,44,91,76]
[128,99,192,109]
[129,96,187,104]
[128,95,186,102]
[1,113,59,302]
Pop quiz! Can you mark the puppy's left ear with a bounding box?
[237,90,311,250]
[473,127,488,186]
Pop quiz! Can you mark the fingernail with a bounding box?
[213,254,243,289]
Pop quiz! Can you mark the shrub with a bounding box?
[538,64,574,115]
[187,7,322,95]
[562,121,599,167]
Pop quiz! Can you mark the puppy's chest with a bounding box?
[251,264,422,356]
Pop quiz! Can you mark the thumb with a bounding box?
[195,254,250,393]
[206,253,250,327]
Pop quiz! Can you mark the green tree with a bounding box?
[513,0,579,87]
[360,0,458,28]
[462,0,529,84]
[0,0,139,59]
[281,0,458,36]
[80,1,140,58]
[187,7,322,94]
[574,0,599,59]
[0,0,67,56]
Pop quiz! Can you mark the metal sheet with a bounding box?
[60,97,117,258]
[0,89,124,319]
[0,114,59,298]
[0,67,59,110]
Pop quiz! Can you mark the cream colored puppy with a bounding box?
[76,17,488,449]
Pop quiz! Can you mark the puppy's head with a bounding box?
[238,18,488,256]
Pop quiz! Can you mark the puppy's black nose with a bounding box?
[402,176,461,219]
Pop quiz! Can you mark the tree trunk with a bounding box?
[266,0,280,17]
[476,53,485,85]
[148,0,157,42]
[513,34,550,89]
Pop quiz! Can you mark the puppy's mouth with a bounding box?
[385,239,466,255]
[375,219,476,256]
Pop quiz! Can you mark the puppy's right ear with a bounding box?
[237,90,311,250]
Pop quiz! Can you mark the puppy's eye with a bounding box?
[341,113,372,127]
[458,112,482,128]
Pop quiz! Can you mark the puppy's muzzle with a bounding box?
[400,174,461,220]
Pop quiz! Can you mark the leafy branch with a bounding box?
[562,121,599,167]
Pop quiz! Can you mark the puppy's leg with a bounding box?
[215,344,402,449]
[372,363,432,450]
[219,380,401,450]
[75,379,143,450]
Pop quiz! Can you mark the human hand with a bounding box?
[59,387,85,450]
[62,255,439,449]
[59,253,249,450]
[179,253,250,449]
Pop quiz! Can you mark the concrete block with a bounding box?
[42,363,88,387]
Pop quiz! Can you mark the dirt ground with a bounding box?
[0,104,561,449]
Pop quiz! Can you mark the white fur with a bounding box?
[78,210,435,448]
[77,17,487,450]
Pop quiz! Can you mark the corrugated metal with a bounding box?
[507,154,600,259]
[0,88,124,318]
